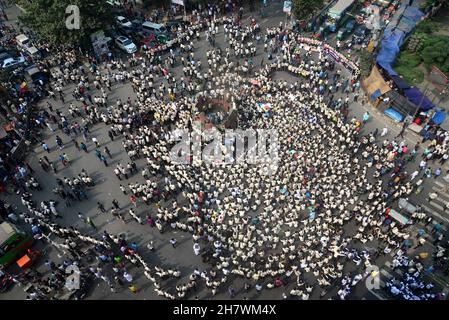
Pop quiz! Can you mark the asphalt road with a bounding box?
[1,0,449,300]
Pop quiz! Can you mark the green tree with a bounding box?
[359,49,374,78]
[19,0,112,48]
[421,36,449,70]
[292,0,324,20]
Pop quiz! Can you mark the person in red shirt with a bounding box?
[130,195,137,207]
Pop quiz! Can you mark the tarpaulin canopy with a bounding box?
[376,5,425,77]
[371,89,382,100]
[431,110,446,125]
[402,6,425,21]
[391,75,411,90]
[363,65,392,97]
[376,29,405,76]
[404,87,436,111]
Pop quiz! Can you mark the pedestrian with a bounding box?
[130,195,137,207]
[80,142,88,153]
[123,271,133,283]
[170,238,177,248]
[104,146,112,158]
[128,285,138,294]
[92,137,100,148]
[101,155,108,166]
[42,142,50,153]
[73,140,80,150]
[193,242,200,255]
[427,192,438,202]
[362,112,370,124]
[112,199,120,209]
[86,217,97,230]
[147,240,155,251]
[97,202,106,213]
[228,286,236,298]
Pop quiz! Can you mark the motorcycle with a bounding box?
[0,272,14,293]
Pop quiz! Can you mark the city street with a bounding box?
[1,0,449,301]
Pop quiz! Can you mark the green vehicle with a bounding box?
[0,222,34,268]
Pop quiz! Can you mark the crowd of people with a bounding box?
[0,1,448,300]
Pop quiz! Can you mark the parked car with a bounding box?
[1,56,26,70]
[337,19,355,40]
[114,36,137,53]
[0,52,12,62]
[141,22,168,37]
[15,34,40,58]
[116,16,132,28]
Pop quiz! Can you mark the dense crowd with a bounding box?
[1,1,448,300]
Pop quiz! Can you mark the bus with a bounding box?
[0,222,34,268]
[325,0,356,32]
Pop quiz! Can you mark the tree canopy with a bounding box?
[292,0,324,20]
[19,0,112,48]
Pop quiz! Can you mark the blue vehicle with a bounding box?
[325,0,356,32]
[337,19,355,40]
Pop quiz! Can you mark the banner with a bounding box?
[172,0,184,6]
[283,0,292,14]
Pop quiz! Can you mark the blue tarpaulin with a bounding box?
[431,110,446,125]
[376,4,433,112]
[384,108,405,122]
[404,87,436,111]
[376,29,405,76]
[391,75,411,90]
[371,89,382,100]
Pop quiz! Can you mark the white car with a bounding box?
[116,16,132,28]
[115,36,137,53]
[1,56,25,69]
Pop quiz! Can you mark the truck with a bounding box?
[0,222,34,268]
[325,0,356,32]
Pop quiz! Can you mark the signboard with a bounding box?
[388,209,409,225]
[283,1,292,14]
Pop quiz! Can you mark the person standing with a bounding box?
[108,130,114,141]
[193,242,201,255]
[130,195,137,207]
[170,238,177,248]
[92,137,100,148]
[80,142,88,153]
[86,217,97,230]
[101,155,108,167]
[42,142,50,153]
[112,199,121,210]
[97,202,106,213]
[104,146,112,158]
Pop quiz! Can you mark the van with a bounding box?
[141,22,167,36]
